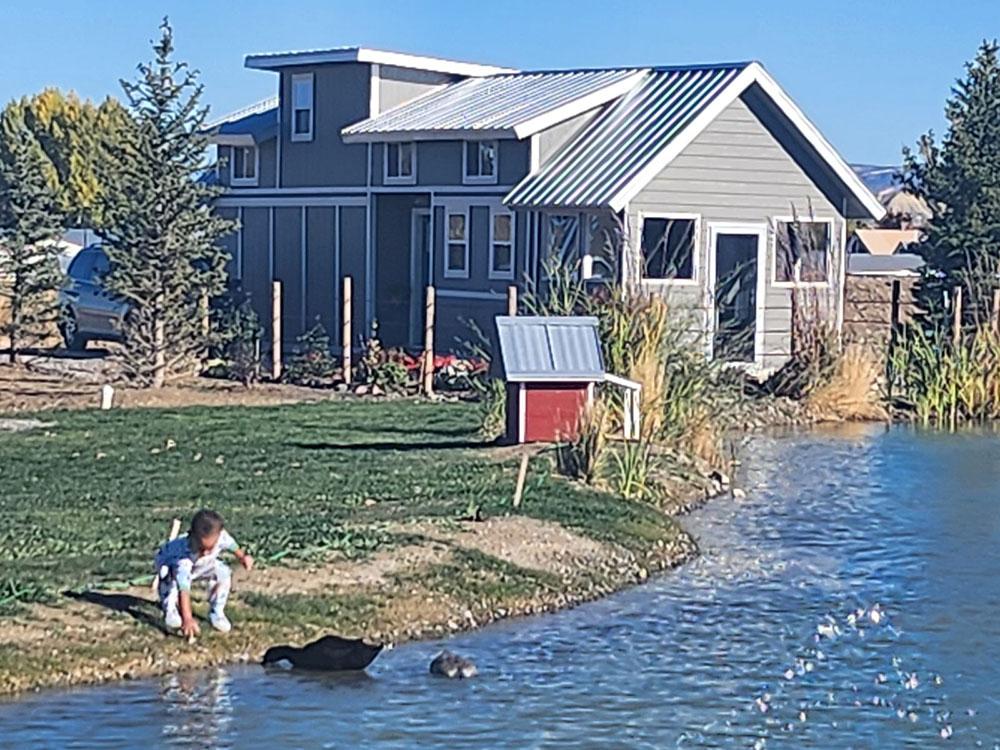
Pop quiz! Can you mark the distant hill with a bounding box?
[852,164,901,197]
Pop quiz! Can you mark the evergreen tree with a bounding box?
[0,104,64,362]
[98,19,234,387]
[903,40,1000,331]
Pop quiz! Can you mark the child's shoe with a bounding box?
[209,610,231,633]
[164,605,182,630]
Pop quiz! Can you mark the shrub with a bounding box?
[608,440,655,500]
[284,322,337,387]
[478,377,507,440]
[805,344,888,421]
[208,292,262,387]
[356,322,412,393]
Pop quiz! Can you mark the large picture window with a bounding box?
[444,210,469,279]
[774,220,831,283]
[641,216,697,281]
[385,142,415,184]
[489,211,514,280]
[464,140,498,184]
[291,73,314,142]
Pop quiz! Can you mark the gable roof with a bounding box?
[341,69,647,143]
[245,46,514,77]
[505,64,745,210]
[506,62,885,219]
[496,316,605,382]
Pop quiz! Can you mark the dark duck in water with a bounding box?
[429,650,477,678]
[262,635,384,671]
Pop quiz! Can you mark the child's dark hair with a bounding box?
[190,509,225,540]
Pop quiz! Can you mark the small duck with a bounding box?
[262,635,383,672]
[429,650,477,679]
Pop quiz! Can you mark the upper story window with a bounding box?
[464,140,498,184]
[291,73,314,142]
[384,142,415,184]
[774,219,831,284]
[444,210,469,279]
[230,145,258,186]
[641,215,697,282]
[489,211,514,280]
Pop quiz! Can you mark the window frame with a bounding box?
[771,216,835,287]
[637,211,701,286]
[384,141,416,185]
[462,139,499,185]
[443,208,470,279]
[229,144,259,187]
[290,73,314,142]
[488,209,515,281]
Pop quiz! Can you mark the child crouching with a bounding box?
[154,509,254,636]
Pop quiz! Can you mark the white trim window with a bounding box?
[290,73,314,142]
[640,214,698,283]
[230,145,258,186]
[489,210,514,280]
[444,209,469,279]
[773,218,833,285]
[384,142,415,184]
[463,140,498,184]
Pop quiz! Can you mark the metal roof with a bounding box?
[504,64,747,209]
[245,47,514,77]
[207,98,278,145]
[496,316,604,382]
[342,69,647,142]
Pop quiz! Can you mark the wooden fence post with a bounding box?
[272,280,282,380]
[507,285,518,316]
[342,276,352,383]
[993,288,1000,335]
[512,453,529,509]
[423,285,435,396]
[952,285,963,349]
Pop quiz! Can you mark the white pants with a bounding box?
[159,561,232,619]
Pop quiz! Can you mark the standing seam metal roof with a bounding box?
[342,69,646,137]
[504,64,748,209]
[495,316,604,382]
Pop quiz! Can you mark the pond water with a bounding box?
[3,425,1000,749]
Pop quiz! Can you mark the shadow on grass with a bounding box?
[288,439,485,452]
[64,590,169,633]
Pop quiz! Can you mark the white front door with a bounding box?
[707,223,766,366]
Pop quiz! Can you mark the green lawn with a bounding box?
[0,398,680,614]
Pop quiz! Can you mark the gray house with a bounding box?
[211,47,884,372]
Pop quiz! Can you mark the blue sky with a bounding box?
[2,0,997,165]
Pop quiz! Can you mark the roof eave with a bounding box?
[245,47,516,77]
[342,128,517,144]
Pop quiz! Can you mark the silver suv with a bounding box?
[58,245,128,350]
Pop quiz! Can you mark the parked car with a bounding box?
[58,245,128,350]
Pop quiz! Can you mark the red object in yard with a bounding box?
[495,316,605,445]
[506,382,593,443]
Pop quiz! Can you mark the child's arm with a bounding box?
[221,529,254,571]
[179,590,200,638]
[175,560,200,638]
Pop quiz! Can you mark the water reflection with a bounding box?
[2,427,999,748]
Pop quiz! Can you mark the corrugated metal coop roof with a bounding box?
[342,69,646,141]
[496,316,605,382]
[504,63,748,210]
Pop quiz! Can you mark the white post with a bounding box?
[99,384,114,410]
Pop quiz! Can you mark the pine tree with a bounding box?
[0,103,64,363]
[97,19,234,387]
[903,40,1000,331]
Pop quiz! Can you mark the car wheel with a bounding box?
[59,307,87,351]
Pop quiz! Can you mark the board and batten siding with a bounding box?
[628,93,844,370]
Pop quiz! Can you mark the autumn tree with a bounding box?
[97,19,234,387]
